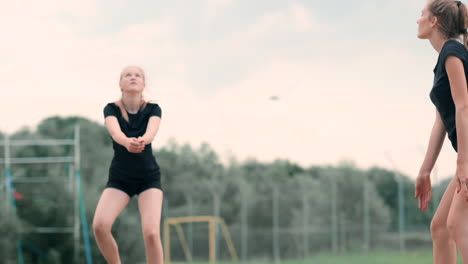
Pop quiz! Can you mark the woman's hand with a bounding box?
[137,136,148,145]
[456,164,468,201]
[414,172,432,212]
[125,137,145,153]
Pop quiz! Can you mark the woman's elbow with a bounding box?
[456,104,468,113]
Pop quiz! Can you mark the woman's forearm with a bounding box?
[456,107,468,166]
[420,113,446,174]
[105,117,130,147]
[110,129,130,147]
[140,117,161,145]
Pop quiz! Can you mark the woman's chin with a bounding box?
[123,89,143,94]
[417,32,427,39]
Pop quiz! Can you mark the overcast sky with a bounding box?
[1,0,458,182]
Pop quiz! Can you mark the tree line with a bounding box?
[0,116,447,263]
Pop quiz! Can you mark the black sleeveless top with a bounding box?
[103,102,162,176]
[430,40,468,152]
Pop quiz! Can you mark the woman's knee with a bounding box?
[431,218,450,241]
[143,228,161,244]
[446,217,460,240]
[93,218,112,235]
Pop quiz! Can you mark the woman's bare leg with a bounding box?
[93,188,131,264]
[447,179,468,263]
[138,188,164,264]
[432,176,457,264]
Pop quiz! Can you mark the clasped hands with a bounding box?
[126,137,146,153]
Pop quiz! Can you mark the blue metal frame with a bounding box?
[16,240,24,264]
[77,170,93,264]
[6,167,24,264]
[5,168,16,213]
[5,126,94,264]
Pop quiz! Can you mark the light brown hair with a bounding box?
[429,0,468,48]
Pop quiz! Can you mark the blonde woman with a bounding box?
[93,66,163,264]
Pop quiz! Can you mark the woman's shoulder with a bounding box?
[103,102,121,117]
[104,102,120,111]
[144,102,162,117]
[146,102,161,109]
[105,102,118,107]
[103,102,115,109]
[442,39,467,54]
[438,40,468,68]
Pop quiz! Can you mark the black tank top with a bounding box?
[103,102,162,174]
[430,40,468,152]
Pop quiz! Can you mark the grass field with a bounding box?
[171,251,464,264]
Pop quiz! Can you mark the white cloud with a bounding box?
[291,4,317,32]
[203,0,234,24]
[58,0,98,18]
[249,3,327,35]
[191,3,332,72]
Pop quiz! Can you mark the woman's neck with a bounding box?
[121,93,142,114]
[430,33,449,53]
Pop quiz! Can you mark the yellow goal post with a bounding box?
[164,216,239,264]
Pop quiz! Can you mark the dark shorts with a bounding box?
[106,168,162,197]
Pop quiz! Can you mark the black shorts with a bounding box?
[106,168,162,197]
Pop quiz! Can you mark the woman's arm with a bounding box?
[419,109,447,176]
[139,116,161,145]
[446,55,468,195]
[415,109,446,212]
[105,116,144,153]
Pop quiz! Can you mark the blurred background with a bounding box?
[0,0,461,263]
